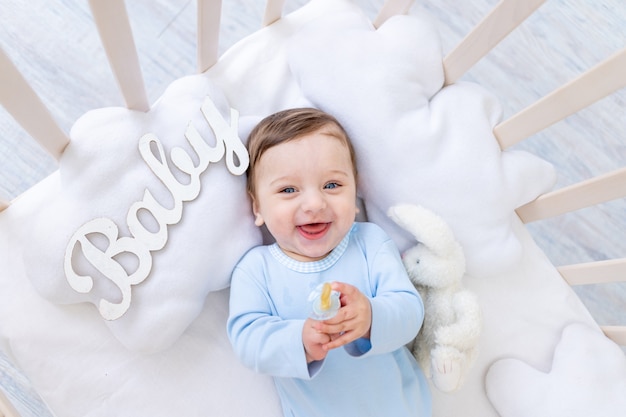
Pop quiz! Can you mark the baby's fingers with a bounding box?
[331,282,358,304]
[323,329,361,350]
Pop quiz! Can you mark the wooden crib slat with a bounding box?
[495,47,626,149]
[197,0,222,73]
[517,167,626,223]
[263,0,286,26]
[0,388,20,417]
[443,0,546,85]
[0,199,8,212]
[88,0,150,112]
[601,326,626,346]
[372,0,415,28]
[0,48,69,161]
[558,258,626,286]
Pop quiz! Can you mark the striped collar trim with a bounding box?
[269,225,353,273]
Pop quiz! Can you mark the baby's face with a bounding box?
[251,130,358,262]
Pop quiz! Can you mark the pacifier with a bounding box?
[308,282,340,320]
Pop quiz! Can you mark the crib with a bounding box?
[1,0,625,416]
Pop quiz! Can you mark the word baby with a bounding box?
[64,96,248,320]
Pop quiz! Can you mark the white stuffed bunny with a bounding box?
[388,204,482,392]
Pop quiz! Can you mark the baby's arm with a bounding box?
[227,267,313,379]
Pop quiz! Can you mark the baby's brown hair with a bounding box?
[246,108,357,198]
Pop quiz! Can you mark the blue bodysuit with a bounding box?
[227,222,431,416]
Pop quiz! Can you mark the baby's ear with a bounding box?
[250,196,265,227]
[355,199,367,222]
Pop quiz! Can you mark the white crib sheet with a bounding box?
[1,0,624,416]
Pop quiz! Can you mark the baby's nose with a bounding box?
[301,190,326,212]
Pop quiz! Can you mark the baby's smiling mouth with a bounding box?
[297,223,330,239]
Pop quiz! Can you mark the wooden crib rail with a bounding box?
[0,388,20,417]
[443,0,547,85]
[559,259,626,287]
[88,0,149,112]
[198,0,222,73]
[495,47,626,150]
[601,326,626,346]
[373,0,415,28]
[263,0,415,29]
[517,167,626,223]
[0,48,69,161]
[263,0,286,26]
[558,258,626,346]
[0,175,10,210]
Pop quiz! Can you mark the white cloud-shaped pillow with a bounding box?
[22,75,262,352]
[287,11,556,277]
[486,323,626,417]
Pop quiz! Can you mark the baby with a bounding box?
[227,108,431,416]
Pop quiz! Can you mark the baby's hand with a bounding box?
[314,282,372,351]
[302,317,331,363]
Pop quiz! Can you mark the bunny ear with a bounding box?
[387,204,423,236]
[388,204,447,239]
[388,204,464,261]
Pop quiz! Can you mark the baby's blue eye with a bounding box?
[280,187,296,194]
[324,182,339,189]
